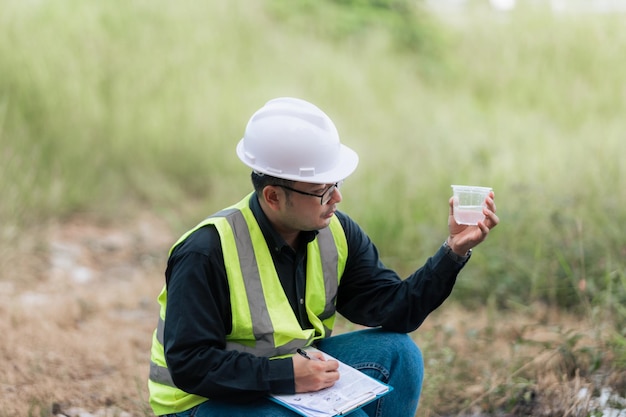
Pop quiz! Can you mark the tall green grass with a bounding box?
[1,0,625,321]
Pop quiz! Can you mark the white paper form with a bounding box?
[270,348,391,417]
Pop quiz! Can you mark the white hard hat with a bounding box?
[236,97,359,184]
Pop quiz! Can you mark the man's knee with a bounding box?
[361,330,424,384]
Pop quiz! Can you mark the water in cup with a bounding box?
[451,185,492,225]
[454,205,486,225]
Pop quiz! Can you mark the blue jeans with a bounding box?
[166,329,423,417]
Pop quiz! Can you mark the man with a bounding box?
[148,97,499,416]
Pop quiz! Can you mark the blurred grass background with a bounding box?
[1,0,625,414]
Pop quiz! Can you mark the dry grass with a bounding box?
[0,212,623,417]
[412,304,625,416]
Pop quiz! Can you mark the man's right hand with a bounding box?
[292,351,340,392]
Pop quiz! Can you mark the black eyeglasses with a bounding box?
[277,181,343,205]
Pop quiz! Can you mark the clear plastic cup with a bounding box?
[451,185,492,225]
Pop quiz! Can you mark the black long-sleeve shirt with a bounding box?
[162,193,467,403]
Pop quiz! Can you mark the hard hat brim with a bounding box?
[236,139,359,184]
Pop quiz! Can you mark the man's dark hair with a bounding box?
[250,172,294,194]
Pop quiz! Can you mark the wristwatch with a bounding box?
[443,240,471,263]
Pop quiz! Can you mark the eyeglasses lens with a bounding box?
[321,182,342,205]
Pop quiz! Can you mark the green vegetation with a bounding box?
[1,0,624,415]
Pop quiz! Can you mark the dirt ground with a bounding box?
[1,211,623,417]
[0,211,172,417]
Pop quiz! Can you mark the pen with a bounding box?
[297,348,313,360]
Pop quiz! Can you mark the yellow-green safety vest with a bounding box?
[148,193,348,415]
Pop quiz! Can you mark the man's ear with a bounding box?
[262,185,282,211]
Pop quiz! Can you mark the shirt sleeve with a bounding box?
[334,212,465,333]
[162,226,295,403]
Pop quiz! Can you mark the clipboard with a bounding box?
[269,348,393,417]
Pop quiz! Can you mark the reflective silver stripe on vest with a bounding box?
[157,316,165,344]
[150,361,175,387]
[316,226,339,325]
[223,209,278,355]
